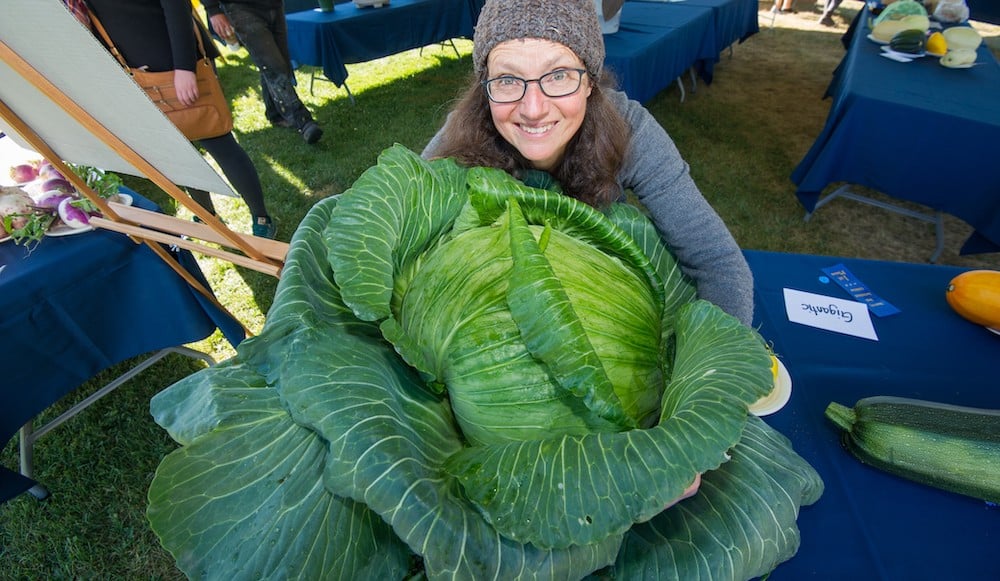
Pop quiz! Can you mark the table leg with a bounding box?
[16,346,214,501]
[803,184,946,263]
[419,39,460,58]
[309,69,355,105]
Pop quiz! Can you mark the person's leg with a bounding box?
[187,188,217,216]
[196,133,275,237]
[818,0,843,24]
[771,0,795,13]
[223,3,321,143]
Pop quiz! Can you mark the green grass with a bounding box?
[2,13,998,578]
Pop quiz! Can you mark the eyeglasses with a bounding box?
[482,68,588,103]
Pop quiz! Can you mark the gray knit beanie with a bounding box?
[473,0,605,77]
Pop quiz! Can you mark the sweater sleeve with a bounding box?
[611,91,754,326]
[421,117,449,159]
[161,0,198,70]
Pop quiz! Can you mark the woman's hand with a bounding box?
[664,473,701,510]
[174,69,199,106]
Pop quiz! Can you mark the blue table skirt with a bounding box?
[634,0,760,83]
[792,10,1000,254]
[0,191,243,502]
[604,2,717,102]
[680,0,759,48]
[745,250,999,579]
[285,0,476,87]
[967,0,1000,24]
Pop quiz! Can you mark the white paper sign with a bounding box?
[783,288,879,341]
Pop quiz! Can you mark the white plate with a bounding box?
[0,233,11,243]
[940,60,977,69]
[988,327,1000,336]
[867,33,890,45]
[750,357,792,417]
[108,193,133,206]
[881,45,926,58]
[45,223,94,237]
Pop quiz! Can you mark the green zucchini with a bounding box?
[825,396,1000,503]
[889,29,927,54]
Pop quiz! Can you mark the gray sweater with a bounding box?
[422,89,754,326]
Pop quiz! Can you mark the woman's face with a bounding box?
[485,38,592,172]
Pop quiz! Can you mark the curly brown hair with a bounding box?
[430,69,631,209]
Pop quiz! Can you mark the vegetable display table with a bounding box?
[0,191,243,503]
[791,8,1000,259]
[745,250,998,579]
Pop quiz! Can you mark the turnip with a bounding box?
[35,191,72,210]
[9,163,38,184]
[37,161,64,181]
[40,177,75,194]
[57,196,90,229]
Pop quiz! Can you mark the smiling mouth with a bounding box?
[520,123,553,135]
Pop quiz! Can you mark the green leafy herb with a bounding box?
[67,163,123,213]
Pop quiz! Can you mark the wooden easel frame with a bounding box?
[1,38,290,335]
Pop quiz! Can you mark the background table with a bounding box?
[285,0,477,90]
[967,0,1000,25]
[604,1,718,103]
[745,250,998,579]
[598,0,761,103]
[0,192,243,503]
[633,0,760,84]
[791,9,1000,256]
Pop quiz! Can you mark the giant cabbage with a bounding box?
[146,145,823,580]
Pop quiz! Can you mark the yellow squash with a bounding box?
[945,270,1000,329]
[926,31,947,56]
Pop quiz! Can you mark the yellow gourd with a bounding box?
[926,31,947,55]
[945,270,1000,329]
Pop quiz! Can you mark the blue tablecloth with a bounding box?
[679,0,759,48]
[745,250,998,579]
[604,2,717,102]
[285,0,476,88]
[791,9,1000,255]
[967,0,1000,24]
[634,0,760,83]
[0,191,243,503]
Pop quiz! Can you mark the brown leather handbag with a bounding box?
[90,12,234,141]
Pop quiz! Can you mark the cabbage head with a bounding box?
[146,145,822,580]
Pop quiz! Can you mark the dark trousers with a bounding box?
[189,132,267,218]
[222,2,314,128]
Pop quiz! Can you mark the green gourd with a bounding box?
[889,28,927,54]
[825,396,1000,503]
